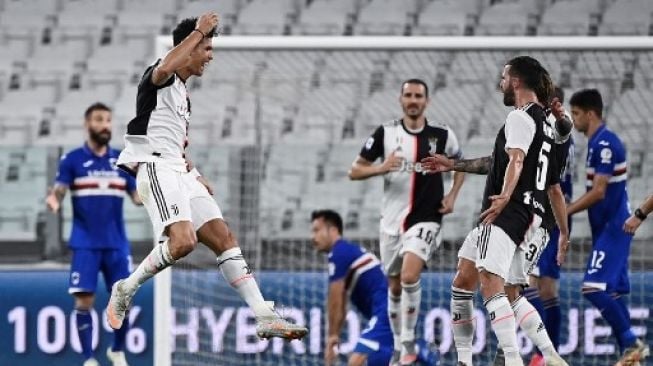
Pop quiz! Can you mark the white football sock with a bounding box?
[451,286,475,365]
[388,290,402,351]
[400,280,421,344]
[512,296,556,359]
[485,293,522,364]
[123,240,175,292]
[218,247,275,318]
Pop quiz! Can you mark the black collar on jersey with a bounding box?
[399,118,427,135]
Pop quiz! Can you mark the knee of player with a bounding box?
[73,293,95,310]
[581,286,602,296]
[399,270,421,285]
[170,233,198,258]
[347,353,367,366]
[452,270,478,292]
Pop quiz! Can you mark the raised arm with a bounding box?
[152,12,218,85]
[422,154,492,175]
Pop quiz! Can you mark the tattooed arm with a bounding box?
[452,156,492,175]
[46,184,68,212]
[422,154,492,175]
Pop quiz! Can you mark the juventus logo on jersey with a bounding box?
[171,204,179,216]
[428,137,438,155]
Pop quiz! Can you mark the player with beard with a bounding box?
[349,79,464,365]
[422,57,568,366]
[46,103,142,366]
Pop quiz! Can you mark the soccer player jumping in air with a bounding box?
[106,12,307,340]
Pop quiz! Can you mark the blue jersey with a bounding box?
[560,137,574,202]
[55,144,136,250]
[328,239,388,319]
[585,124,630,236]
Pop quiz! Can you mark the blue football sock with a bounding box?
[112,317,129,352]
[542,297,561,350]
[584,290,637,351]
[75,308,93,359]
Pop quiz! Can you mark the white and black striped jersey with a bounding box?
[359,119,462,235]
[117,60,190,173]
[480,103,554,245]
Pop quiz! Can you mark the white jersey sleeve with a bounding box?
[504,109,536,154]
[444,126,463,159]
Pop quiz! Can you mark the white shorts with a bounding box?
[524,227,550,279]
[457,224,524,283]
[380,222,442,276]
[136,162,223,242]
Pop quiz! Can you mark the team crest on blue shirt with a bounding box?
[428,137,438,155]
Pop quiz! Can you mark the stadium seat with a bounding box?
[475,0,538,36]
[292,0,354,35]
[231,0,297,35]
[538,0,602,36]
[353,0,417,35]
[599,0,653,35]
[414,0,480,36]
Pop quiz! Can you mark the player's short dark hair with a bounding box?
[569,88,603,118]
[401,78,429,98]
[173,17,216,46]
[553,86,564,104]
[311,209,343,235]
[505,56,554,105]
[84,102,111,120]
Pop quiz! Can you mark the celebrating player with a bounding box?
[46,103,141,366]
[422,56,568,366]
[623,194,653,235]
[106,12,307,340]
[349,79,464,365]
[566,89,649,365]
[523,87,575,366]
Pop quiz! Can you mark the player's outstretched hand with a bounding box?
[480,194,509,225]
[381,150,403,173]
[421,154,453,174]
[197,176,214,195]
[623,215,642,235]
[196,11,219,36]
[556,233,570,266]
[550,97,566,121]
[45,188,60,213]
[324,335,339,366]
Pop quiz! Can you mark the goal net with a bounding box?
[151,36,653,366]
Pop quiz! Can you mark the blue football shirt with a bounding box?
[585,124,630,235]
[328,239,388,320]
[55,144,136,249]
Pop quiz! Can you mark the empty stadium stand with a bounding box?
[0,0,652,266]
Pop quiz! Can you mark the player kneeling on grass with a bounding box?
[311,209,439,366]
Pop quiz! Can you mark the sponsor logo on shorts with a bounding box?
[71,272,80,285]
